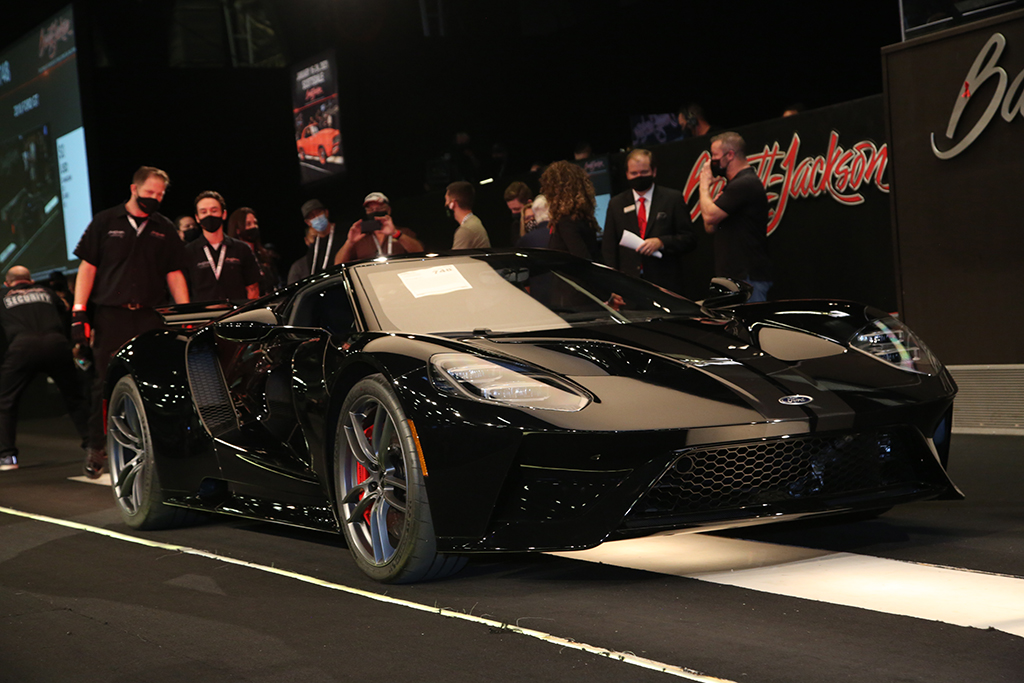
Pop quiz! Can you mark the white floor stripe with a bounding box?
[0,505,734,683]
[553,531,1024,639]
[68,473,111,486]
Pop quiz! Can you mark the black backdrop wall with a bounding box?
[2,0,903,275]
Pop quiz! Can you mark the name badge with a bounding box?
[623,205,636,214]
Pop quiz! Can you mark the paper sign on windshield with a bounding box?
[398,265,473,298]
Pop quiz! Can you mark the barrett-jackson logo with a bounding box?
[39,15,74,60]
[683,131,889,236]
[931,33,1024,159]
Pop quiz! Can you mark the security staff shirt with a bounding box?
[74,204,187,308]
[0,282,68,344]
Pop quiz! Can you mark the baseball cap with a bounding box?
[301,199,326,219]
[363,192,390,206]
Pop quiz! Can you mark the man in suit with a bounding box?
[602,149,697,294]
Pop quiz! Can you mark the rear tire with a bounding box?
[335,374,466,583]
[318,145,328,165]
[107,375,205,530]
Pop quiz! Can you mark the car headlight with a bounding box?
[849,316,941,375]
[430,353,590,412]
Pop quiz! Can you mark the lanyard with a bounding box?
[372,234,395,256]
[125,215,149,234]
[203,244,227,280]
[311,230,335,273]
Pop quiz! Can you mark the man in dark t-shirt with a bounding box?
[183,190,261,302]
[698,132,773,302]
[72,166,190,477]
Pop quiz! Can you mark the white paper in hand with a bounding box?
[619,230,662,258]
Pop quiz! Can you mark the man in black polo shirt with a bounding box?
[183,191,260,302]
[0,266,90,471]
[72,166,189,477]
[698,132,773,302]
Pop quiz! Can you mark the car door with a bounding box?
[207,280,358,498]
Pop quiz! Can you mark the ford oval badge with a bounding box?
[779,394,814,405]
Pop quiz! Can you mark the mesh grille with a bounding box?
[948,364,1024,434]
[630,430,923,519]
[187,344,236,434]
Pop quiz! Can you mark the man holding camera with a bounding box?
[335,192,423,264]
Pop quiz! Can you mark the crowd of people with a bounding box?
[0,125,771,476]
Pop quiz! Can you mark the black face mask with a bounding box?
[136,196,160,215]
[182,227,201,243]
[199,215,224,233]
[628,175,655,192]
[711,155,730,178]
[242,227,260,242]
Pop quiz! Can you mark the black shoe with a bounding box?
[83,448,107,479]
[0,455,17,471]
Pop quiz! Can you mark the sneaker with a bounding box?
[83,448,107,479]
[0,455,17,471]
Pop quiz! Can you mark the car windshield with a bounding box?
[351,251,702,335]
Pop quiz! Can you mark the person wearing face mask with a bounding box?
[335,192,424,264]
[602,149,697,294]
[182,191,261,303]
[699,132,772,303]
[503,181,533,246]
[288,199,344,284]
[445,181,490,250]
[228,207,280,295]
[175,215,200,243]
[71,166,189,477]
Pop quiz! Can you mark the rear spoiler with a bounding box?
[155,301,237,330]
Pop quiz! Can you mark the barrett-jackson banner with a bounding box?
[883,8,1024,364]
[628,95,894,308]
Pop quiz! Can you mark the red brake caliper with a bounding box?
[357,425,373,525]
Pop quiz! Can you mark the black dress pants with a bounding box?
[0,332,90,459]
[87,306,163,450]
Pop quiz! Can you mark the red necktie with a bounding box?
[637,196,647,238]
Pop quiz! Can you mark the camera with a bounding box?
[360,218,379,233]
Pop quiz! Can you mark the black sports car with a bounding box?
[105,249,959,583]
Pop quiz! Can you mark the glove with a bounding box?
[71,309,90,345]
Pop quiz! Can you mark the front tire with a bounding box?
[335,375,466,583]
[107,375,203,530]
[318,145,328,165]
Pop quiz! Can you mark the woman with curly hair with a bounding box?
[227,207,281,295]
[539,160,599,260]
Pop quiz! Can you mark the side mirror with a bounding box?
[215,320,275,342]
[701,277,752,309]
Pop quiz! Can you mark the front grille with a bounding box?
[629,430,924,519]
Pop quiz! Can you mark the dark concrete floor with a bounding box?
[1,416,1022,683]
